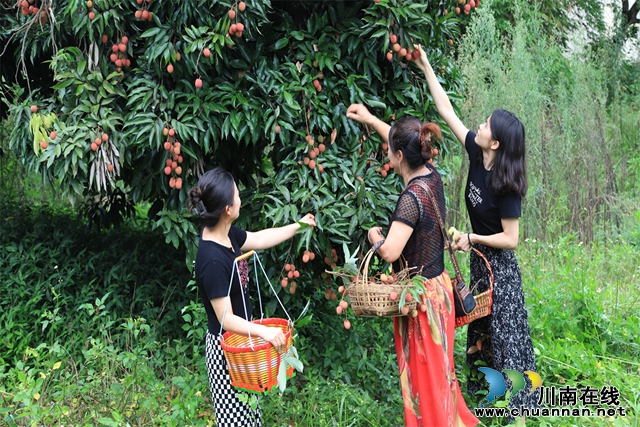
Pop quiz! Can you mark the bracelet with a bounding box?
[372,239,385,253]
[468,233,474,247]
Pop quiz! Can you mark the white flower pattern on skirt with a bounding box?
[465,244,540,418]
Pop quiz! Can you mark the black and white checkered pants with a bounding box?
[206,331,262,426]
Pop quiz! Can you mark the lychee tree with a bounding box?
[4,0,480,313]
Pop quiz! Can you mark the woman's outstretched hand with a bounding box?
[346,104,375,126]
[411,44,430,70]
[298,213,317,227]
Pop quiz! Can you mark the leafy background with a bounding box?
[1,0,639,425]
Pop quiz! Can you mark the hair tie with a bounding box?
[420,133,431,149]
[193,200,207,216]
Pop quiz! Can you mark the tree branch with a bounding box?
[623,0,639,27]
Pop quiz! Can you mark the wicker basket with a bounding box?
[454,248,494,328]
[220,318,294,394]
[345,248,417,317]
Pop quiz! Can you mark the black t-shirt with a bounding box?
[465,131,521,235]
[195,225,252,335]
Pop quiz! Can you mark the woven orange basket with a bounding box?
[220,318,294,394]
[454,248,494,328]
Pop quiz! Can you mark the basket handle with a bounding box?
[469,247,494,293]
[235,250,255,262]
[359,248,376,308]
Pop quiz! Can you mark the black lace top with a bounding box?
[390,165,446,279]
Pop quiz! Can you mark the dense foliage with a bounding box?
[0,1,493,333]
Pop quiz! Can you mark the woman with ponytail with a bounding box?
[346,105,479,427]
[188,167,316,426]
[412,45,538,426]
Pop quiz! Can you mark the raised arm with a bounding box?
[241,213,316,251]
[413,45,469,147]
[346,104,392,142]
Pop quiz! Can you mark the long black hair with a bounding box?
[388,116,442,170]
[188,166,236,228]
[488,109,528,197]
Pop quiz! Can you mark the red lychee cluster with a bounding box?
[162,127,184,190]
[301,250,315,263]
[313,72,323,92]
[227,1,247,38]
[19,0,47,22]
[281,263,299,294]
[134,0,154,21]
[332,285,353,329]
[386,33,420,63]
[302,134,327,174]
[91,132,109,152]
[455,0,480,15]
[109,36,132,72]
[324,248,338,269]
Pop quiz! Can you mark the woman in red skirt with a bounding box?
[347,104,479,427]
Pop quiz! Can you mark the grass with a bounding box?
[1,206,638,426]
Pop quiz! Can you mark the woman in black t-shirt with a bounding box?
[188,167,316,427]
[412,46,538,425]
[347,104,479,427]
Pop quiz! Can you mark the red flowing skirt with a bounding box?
[393,270,479,427]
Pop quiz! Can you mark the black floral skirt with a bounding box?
[465,244,539,412]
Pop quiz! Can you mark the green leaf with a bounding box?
[283,356,303,372]
[140,27,162,38]
[274,38,289,50]
[296,220,310,232]
[277,357,287,393]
